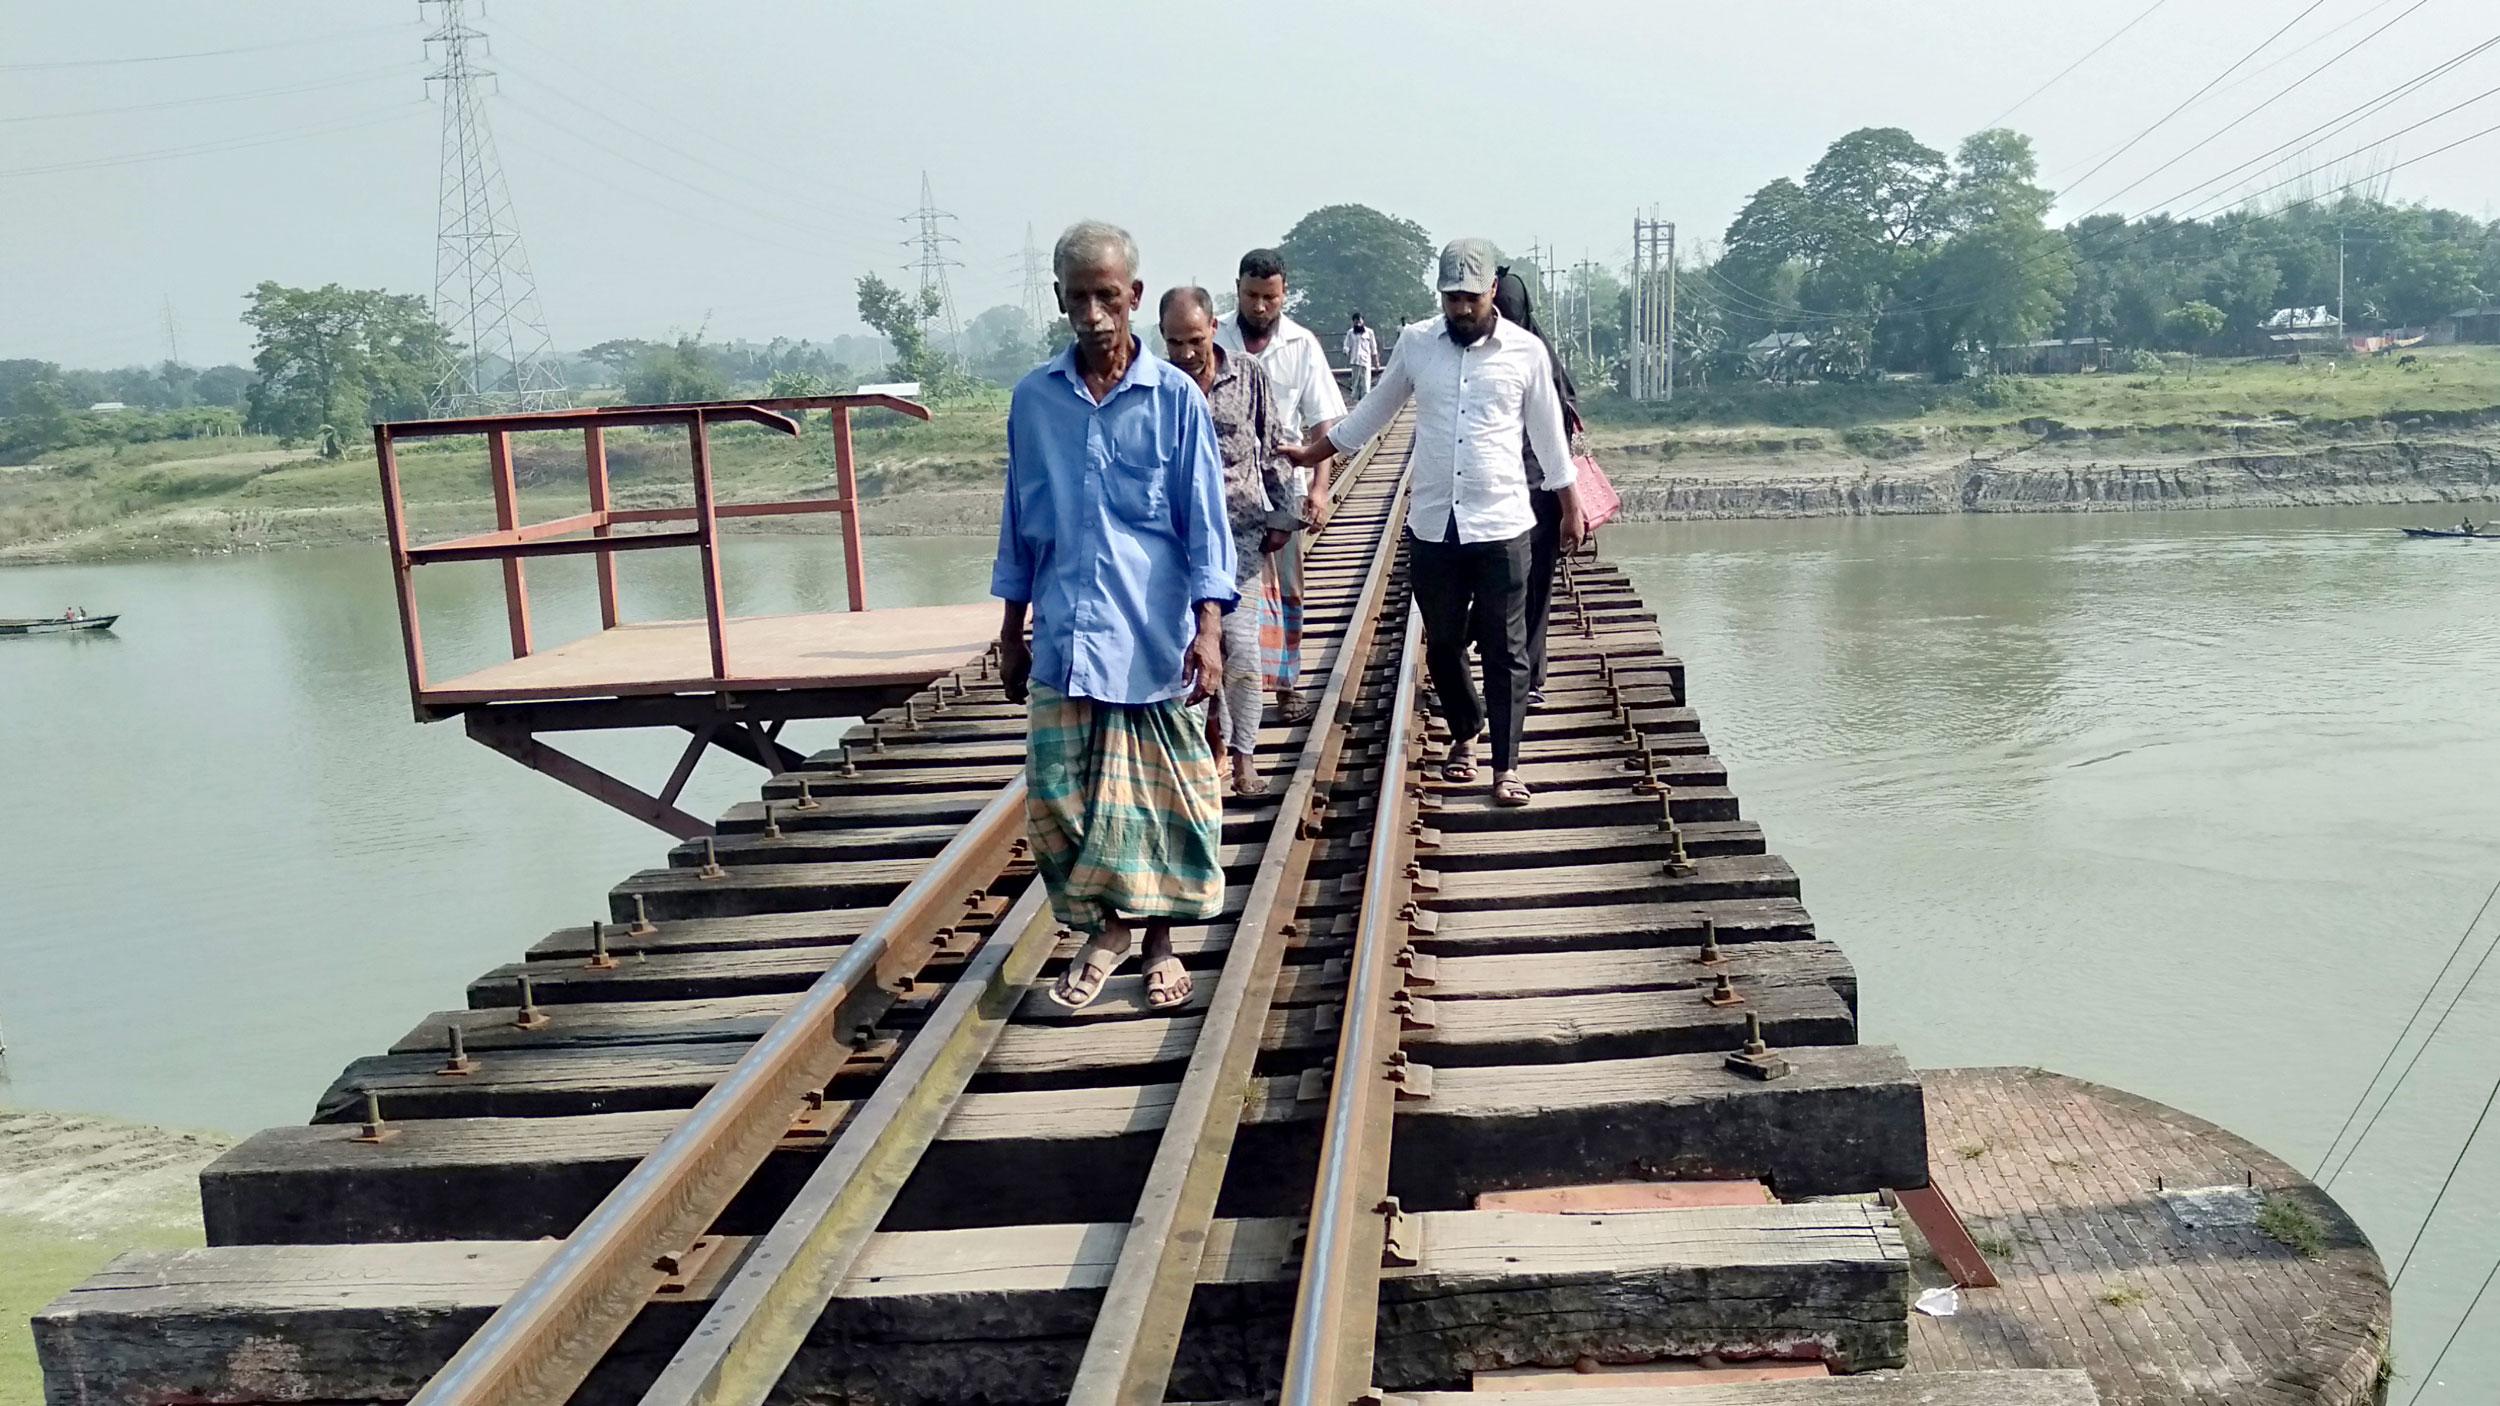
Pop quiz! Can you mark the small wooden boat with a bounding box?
[2401,526,2495,539]
[0,613,118,635]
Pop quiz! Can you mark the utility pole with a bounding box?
[1628,212,1677,402]
[422,0,566,414]
[2337,223,2347,339]
[1663,219,1677,404]
[905,172,966,372]
[159,296,181,367]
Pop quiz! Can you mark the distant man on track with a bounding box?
[1284,238,1581,809]
[1218,248,1345,725]
[1343,311,1380,402]
[993,221,1237,1011]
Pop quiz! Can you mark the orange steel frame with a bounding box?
[373,393,928,718]
[372,394,932,839]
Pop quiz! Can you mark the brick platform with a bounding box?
[1908,1068,2390,1406]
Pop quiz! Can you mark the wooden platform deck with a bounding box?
[420,603,998,707]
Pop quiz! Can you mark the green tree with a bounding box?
[1276,204,1436,332]
[622,337,729,405]
[580,338,664,386]
[1919,130,2074,374]
[857,273,943,383]
[2164,300,2226,346]
[241,282,449,446]
[4,378,76,457]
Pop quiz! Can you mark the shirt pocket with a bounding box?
[1103,458,1174,535]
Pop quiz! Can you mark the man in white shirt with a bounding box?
[1342,312,1380,402]
[1284,239,1581,808]
[1217,247,1346,723]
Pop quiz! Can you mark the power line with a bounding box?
[0,105,422,179]
[486,20,898,235]
[1985,0,2175,128]
[2124,30,2500,222]
[2405,1254,2500,1406]
[2311,875,2500,1181]
[2389,1064,2500,1286]
[0,65,423,124]
[2059,0,2336,198]
[0,21,417,71]
[2172,80,2500,227]
[2085,0,2432,215]
[2321,879,2500,1189]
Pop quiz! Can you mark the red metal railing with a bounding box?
[372,393,929,711]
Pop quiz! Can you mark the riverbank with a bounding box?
[0,1110,230,1406]
[11,349,2500,564]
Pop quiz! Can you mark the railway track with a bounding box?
[36,414,2101,1406]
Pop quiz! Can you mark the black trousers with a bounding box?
[1410,522,1533,772]
[1524,488,1562,692]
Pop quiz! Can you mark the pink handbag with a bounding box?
[1572,453,1622,532]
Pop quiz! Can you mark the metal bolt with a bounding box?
[1741,1012,1768,1056]
[904,698,920,730]
[628,894,657,937]
[793,778,821,811]
[352,1088,395,1143]
[1706,971,1743,1007]
[763,803,782,840]
[513,975,550,1030]
[698,837,726,880]
[587,919,617,970]
[1696,918,1724,966]
[869,725,885,752]
[840,744,858,778]
[1665,824,1696,876]
[438,1024,477,1076]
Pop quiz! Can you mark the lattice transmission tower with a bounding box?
[905,171,966,370]
[423,0,566,414]
[1019,222,1049,336]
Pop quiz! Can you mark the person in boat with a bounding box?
[62,605,81,621]
[1158,285,1294,800]
[1216,248,1345,727]
[2461,517,2479,536]
[993,221,1237,1013]
[1283,238,1583,809]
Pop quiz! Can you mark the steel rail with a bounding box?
[637,884,1059,1405]
[1067,429,1413,1404]
[1279,599,1426,1405]
[407,782,1029,1406]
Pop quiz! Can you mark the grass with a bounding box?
[1955,1140,1992,1162]
[2256,1194,2328,1259]
[1582,343,2500,464]
[2098,1283,2150,1309]
[0,398,1013,562]
[0,1212,204,1406]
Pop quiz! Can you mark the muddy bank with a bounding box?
[1603,434,2500,519]
[0,1110,229,1404]
[10,436,2500,567]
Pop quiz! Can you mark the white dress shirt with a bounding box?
[1216,312,1346,441]
[1342,325,1380,370]
[1326,311,1575,544]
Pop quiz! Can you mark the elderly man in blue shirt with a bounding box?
[993,220,1238,1011]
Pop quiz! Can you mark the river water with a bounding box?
[3,506,2496,1392]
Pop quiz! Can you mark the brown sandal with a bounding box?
[1492,773,1532,808]
[1049,938,1126,1010]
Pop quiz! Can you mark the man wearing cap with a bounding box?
[1218,248,1345,725]
[1283,239,1580,809]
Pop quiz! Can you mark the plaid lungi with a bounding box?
[1262,544,1303,693]
[1024,682,1225,934]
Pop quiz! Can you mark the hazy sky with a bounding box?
[9,0,2500,369]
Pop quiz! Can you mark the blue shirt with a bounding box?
[991,340,1238,705]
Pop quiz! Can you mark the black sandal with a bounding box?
[1441,745,1479,784]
